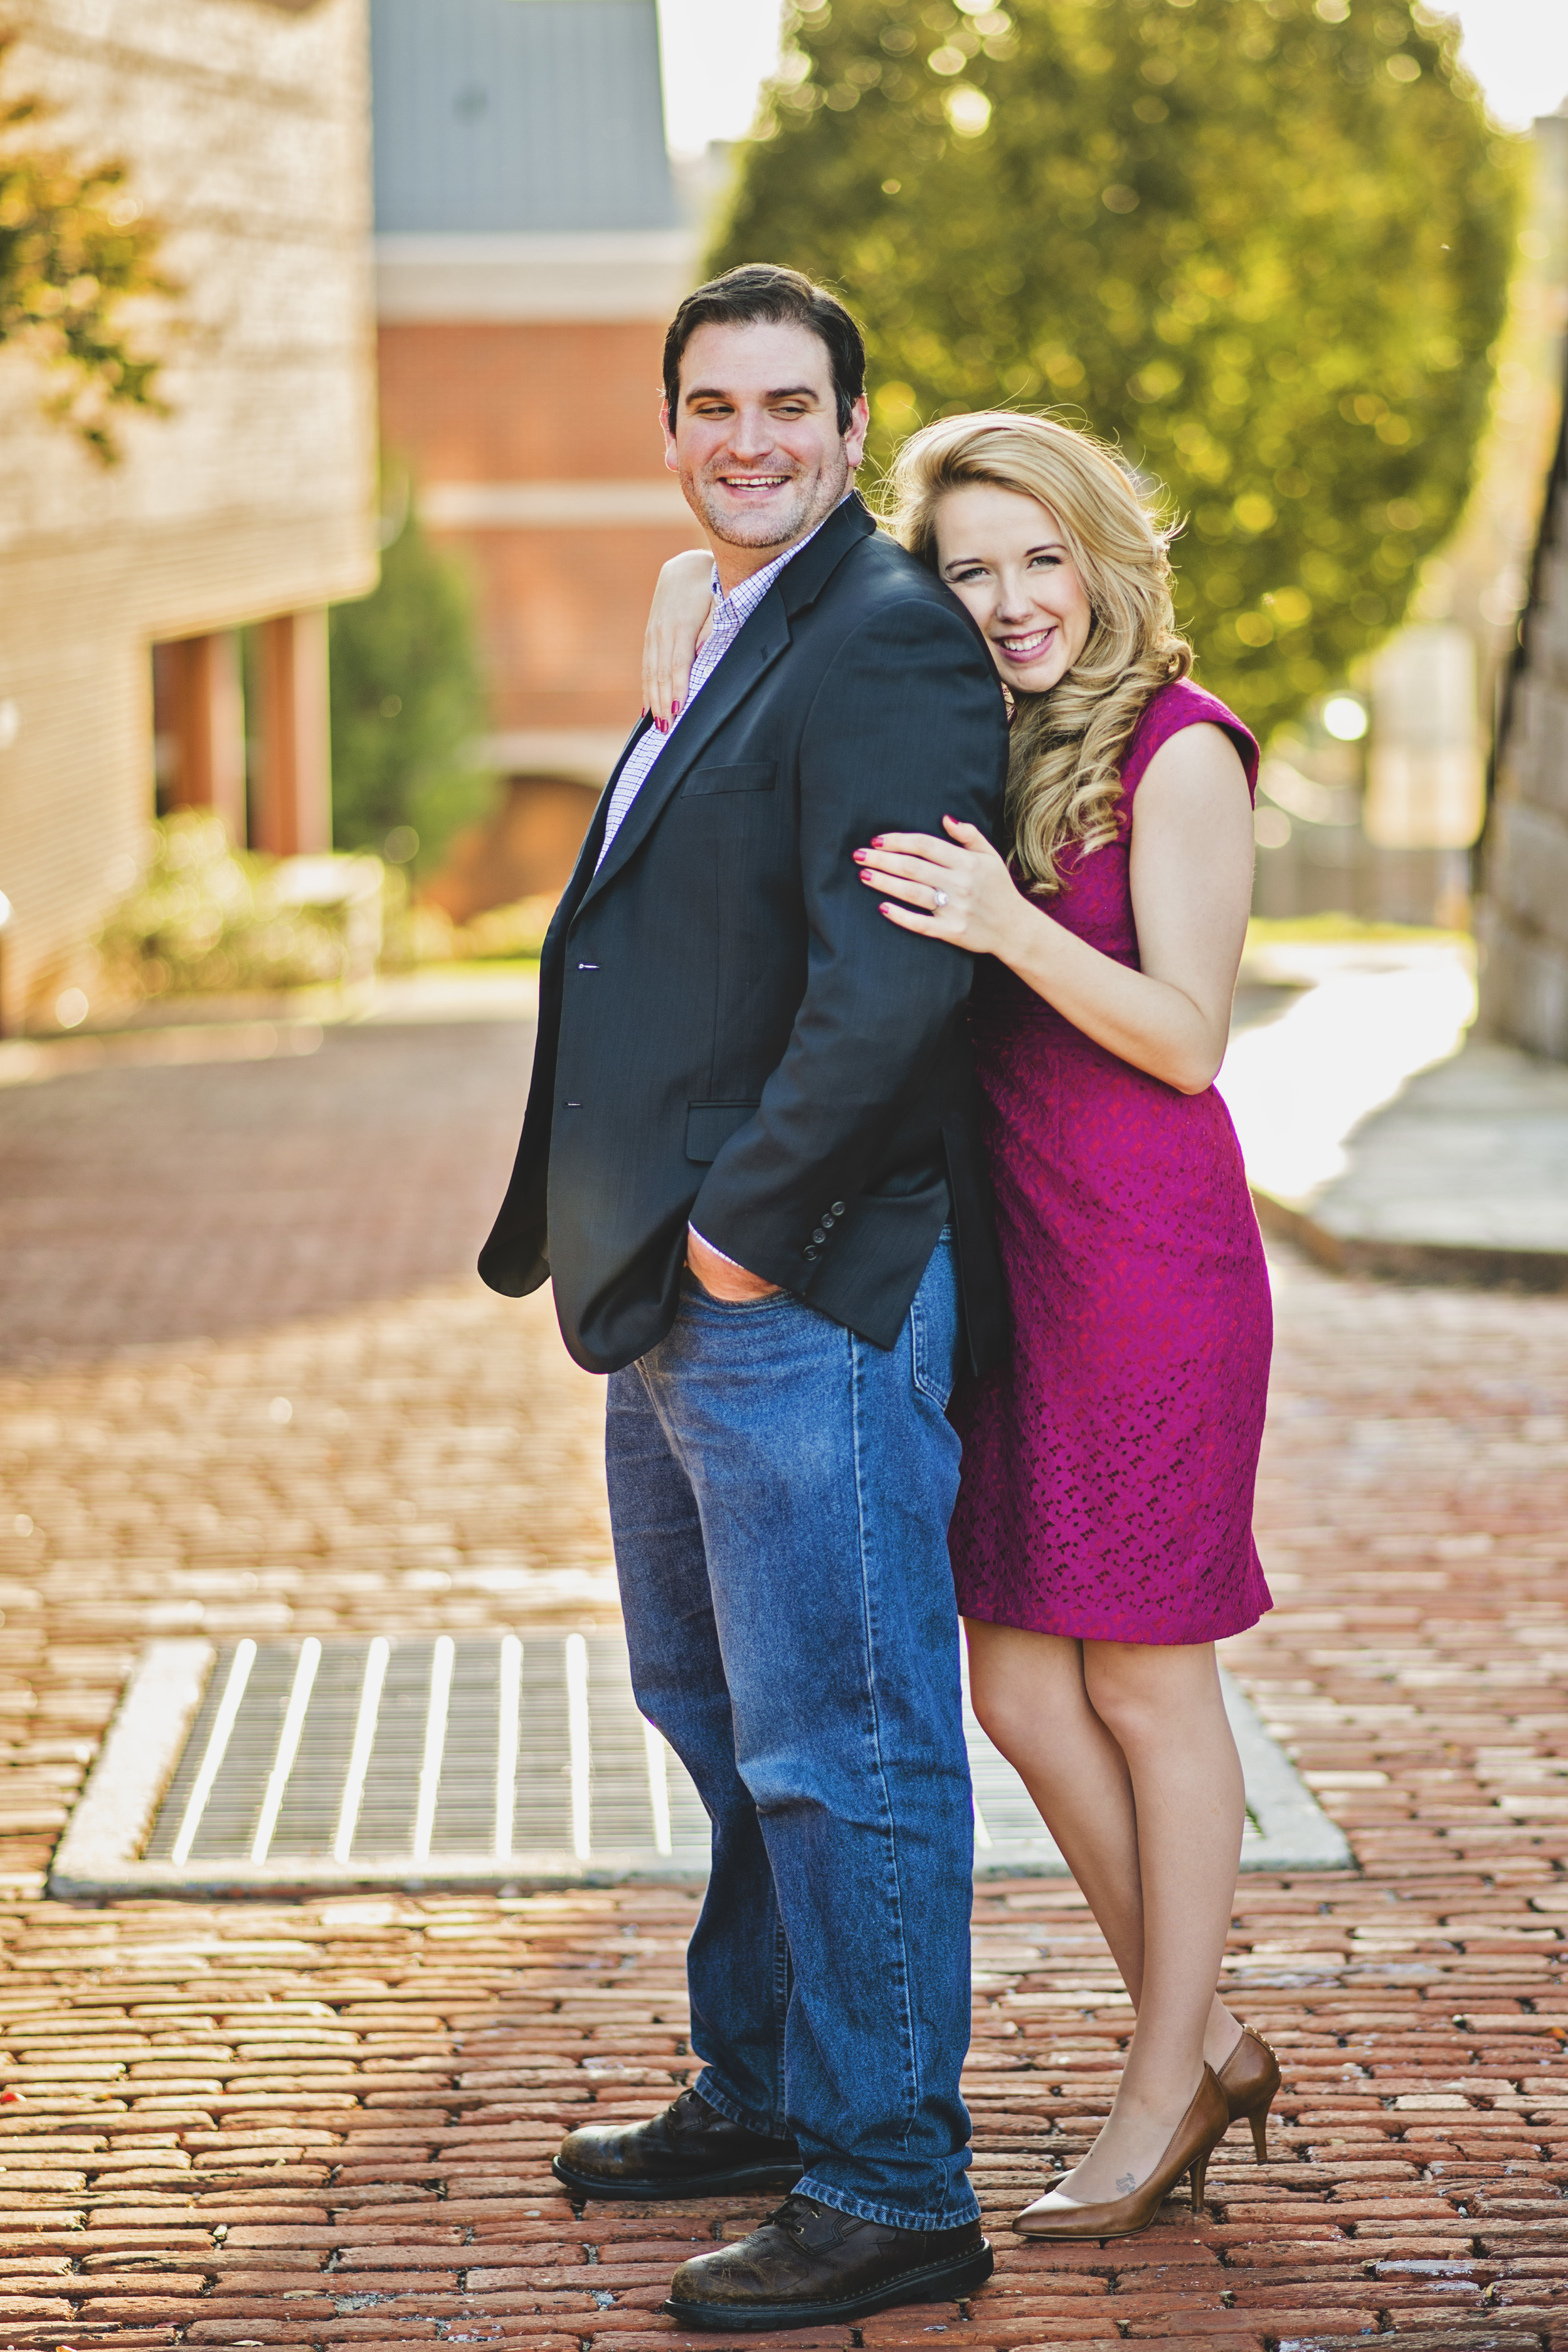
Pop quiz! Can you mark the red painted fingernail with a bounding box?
[871,835,885,848]
[852,849,867,862]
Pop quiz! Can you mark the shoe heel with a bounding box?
[1248,2103,1270,2163]
[1189,2153,1207,2216]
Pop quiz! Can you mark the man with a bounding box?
[479,265,1009,2331]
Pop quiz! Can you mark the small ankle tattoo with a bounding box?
[1116,2172,1136,2195]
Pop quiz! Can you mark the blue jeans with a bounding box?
[605,1232,978,2231]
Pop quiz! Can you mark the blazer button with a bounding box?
[803,1246,819,1261]
[812,1228,826,1244]
[831,1202,846,1216]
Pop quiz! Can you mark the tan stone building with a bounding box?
[0,0,379,1031]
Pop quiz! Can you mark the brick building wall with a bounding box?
[368,0,701,905]
[0,0,379,1029]
[377,312,704,775]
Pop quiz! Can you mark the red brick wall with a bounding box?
[378,322,706,738]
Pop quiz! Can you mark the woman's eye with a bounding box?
[1028,553,1061,571]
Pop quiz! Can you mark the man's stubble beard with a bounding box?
[688,451,852,551]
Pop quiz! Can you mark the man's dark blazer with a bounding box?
[478,493,1011,1378]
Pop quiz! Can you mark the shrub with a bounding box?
[327,492,494,874]
[97,813,382,1000]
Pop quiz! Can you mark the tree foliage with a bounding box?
[328,495,494,874]
[714,0,1518,736]
[0,28,172,462]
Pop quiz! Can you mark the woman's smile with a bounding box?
[996,623,1057,664]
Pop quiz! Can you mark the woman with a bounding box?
[640,410,1279,2240]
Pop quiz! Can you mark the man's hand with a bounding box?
[686,1227,782,1302]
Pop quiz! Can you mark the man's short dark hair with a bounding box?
[662,264,867,434]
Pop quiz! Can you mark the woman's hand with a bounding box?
[854,816,1033,960]
[642,549,714,729]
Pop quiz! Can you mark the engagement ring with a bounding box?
[933,890,948,908]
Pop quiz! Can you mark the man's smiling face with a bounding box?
[662,319,869,566]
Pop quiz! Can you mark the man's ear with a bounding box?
[660,396,679,474]
[844,392,871,472]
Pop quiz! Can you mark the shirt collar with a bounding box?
[710,489,854,613]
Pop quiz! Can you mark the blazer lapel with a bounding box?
[535,714,647,975]
[573,604,792,914]
[570,496,877,919]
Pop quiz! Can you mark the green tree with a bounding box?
[714,0,1518,737]
[327,494,494,873]
[0,28,172,462]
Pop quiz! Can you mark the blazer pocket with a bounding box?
[686,1101,761,1164]
[682,761,776,796]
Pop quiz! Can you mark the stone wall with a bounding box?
[0,0,379,1027]
[1483,381,1568,1060]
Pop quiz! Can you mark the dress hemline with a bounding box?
[955,1593,1273,1646]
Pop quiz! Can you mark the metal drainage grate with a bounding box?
[49,1634,1350,1897]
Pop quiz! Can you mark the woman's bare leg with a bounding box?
[1061,1640,1244,2198]
[965,1621,1245,2199]
[965,1621,1148,1990]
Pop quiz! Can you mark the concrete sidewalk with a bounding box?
[1,1012,1567,2346]
[1219,940,1568,1293]
[1256,1039,1568,1290]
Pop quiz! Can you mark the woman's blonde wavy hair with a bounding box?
[886,411,1191,894]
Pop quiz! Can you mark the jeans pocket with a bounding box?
[682,1274,789,1313]
[909,1234,959,1407]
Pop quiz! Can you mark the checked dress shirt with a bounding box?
[595,494,847,869]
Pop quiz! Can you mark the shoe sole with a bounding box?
[664,2240,993,2330]
[551,2154,804,2204]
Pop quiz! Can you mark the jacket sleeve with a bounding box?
[689,592,1009,1290]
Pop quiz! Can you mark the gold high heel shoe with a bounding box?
[1216,2023,1280,2161]
[1013,2064,1229,2241]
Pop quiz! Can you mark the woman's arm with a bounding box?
[854,723,1254,1095]
[642,549,714,728]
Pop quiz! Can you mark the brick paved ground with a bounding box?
[0,1019,1564,2349]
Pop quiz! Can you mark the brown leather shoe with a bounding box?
[665,2192,993,2331]
[553,2085,802,2202]
[1013,2064,1230,2241]
[1216,2023,1281,2161]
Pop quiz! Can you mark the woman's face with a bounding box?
[933,482,1093,694]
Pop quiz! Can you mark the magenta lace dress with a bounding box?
[950,677,1273,1645]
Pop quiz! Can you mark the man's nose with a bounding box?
[723,406,778,459]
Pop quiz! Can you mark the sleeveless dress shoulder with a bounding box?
[949,675,1273,1645]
